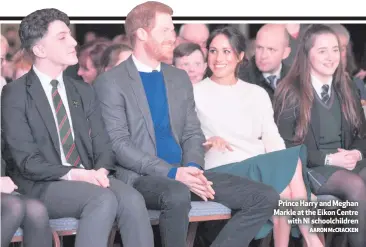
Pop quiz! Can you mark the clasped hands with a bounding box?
[329,149,362,170]
[70,168,110,188]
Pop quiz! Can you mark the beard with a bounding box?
[144,39,174,63]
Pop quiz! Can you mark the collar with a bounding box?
[33,65,64,89]
[262,63,282,80]
[131,54,161,72]
[311,74,333,93]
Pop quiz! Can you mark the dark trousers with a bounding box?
[133,171,279,247]
[38,178,154,247]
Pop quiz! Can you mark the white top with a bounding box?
[33,66,80,169]
[193,77,286,170]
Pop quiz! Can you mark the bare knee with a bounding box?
[280,186,292,200]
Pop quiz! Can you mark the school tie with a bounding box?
[267,75,277,90]
[50,80,81,167]
[321,84,330,104]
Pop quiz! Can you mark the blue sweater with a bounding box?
[139,71,201,179]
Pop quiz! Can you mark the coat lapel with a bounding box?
[125,57,156,145]
[26,69,61,157]
[161,64,179,143]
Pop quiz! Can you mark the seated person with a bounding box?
[1,136,52,247]
[94,2,280,247]
[1,8,154,247]
[274,24,366,247]
[193,26,323,247]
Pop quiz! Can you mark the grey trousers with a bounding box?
[39,178,154,247]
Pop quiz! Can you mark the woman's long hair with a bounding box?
[273,24,363,144]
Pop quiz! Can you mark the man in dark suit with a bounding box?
[1,8,154,247]
[94,2,279,247]
[239,24,291,101]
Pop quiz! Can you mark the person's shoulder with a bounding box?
[2,73,28,96]
[192,77,213,92]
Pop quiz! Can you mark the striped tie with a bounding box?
[50,80,81,167]
[321,84,330,104]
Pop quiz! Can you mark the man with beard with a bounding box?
[94,2,279,247]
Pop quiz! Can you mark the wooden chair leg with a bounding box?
[186,222,199,247]
[52,230,61,247]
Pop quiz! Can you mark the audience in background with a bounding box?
[239,24,291,101]
[11,49,32,80]
[1,35,8,92]
[100,43,132,72]
[77,39,110,83]
[176,23,210,57]
[112,34,131,46]
[83,31,97,44]
[283,23,308,67]
[173,42,207,84]
[327,24,366,105]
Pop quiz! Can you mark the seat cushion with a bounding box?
[149,201,231,223]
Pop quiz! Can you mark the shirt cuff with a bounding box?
[167,167,178,179]
[186,162,203,170]
[355,150,363,161]
[60,170,72,180]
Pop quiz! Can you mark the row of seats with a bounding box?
[11,201,232,247]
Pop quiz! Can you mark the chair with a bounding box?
[149,201,232,247]
[11,227,61,247]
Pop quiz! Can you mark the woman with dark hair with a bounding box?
[193,25,323,247]
[100,43,132,73]
[274,24,366,247]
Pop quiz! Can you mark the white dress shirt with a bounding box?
[132,54,161,72]
[262,63,282,86]
[33,66,82,179]
[0,76,7,93]
[311,74,333,99]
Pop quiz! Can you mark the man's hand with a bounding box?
[176,167,215,201]
[93,168,110,188]
[0,177,18,194]
[70,169,101,186]
[203,136,233,152]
